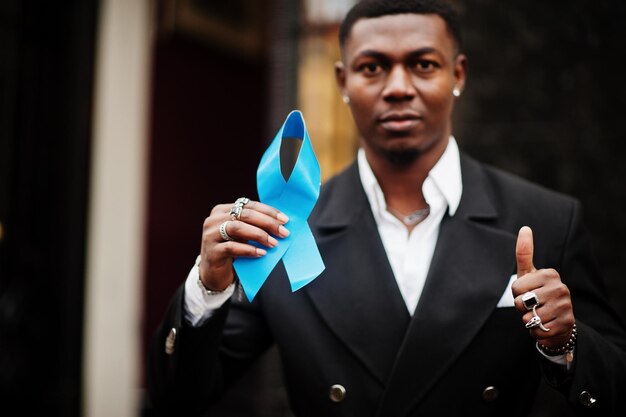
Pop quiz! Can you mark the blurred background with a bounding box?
[1,0,625,416]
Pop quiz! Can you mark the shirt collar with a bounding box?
[357,136,463,217]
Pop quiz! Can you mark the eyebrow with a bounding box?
[356,47,439,61]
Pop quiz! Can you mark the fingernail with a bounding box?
[277,212,289,223]
[268,236,279,247]
[256,248,267,256]
[278,225,290,237]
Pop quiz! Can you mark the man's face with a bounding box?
[336,13,466,165]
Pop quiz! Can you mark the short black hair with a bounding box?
[339,0,462,52]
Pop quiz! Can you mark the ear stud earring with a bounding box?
[452,88,461,97]
[342,95,350,104]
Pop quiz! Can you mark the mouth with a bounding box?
[378,111,423,133]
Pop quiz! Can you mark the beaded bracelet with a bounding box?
[537,323,577,356]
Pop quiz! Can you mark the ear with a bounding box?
[335,61,347,97]
[453,53,468,93]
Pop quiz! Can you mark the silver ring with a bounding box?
[219,221,234,241]
[229,205,243,221]
[525,315,541,329]
[235,197,250,206]
[229,197,250,220]
[230,197,249,220]
[524,305,550,332]
[522,291,539,311]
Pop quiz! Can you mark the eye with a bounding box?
[358,62,383,76]
[414,60,439,73]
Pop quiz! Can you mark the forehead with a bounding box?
[344,13,456,59]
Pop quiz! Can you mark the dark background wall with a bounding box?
[0,1,98,416]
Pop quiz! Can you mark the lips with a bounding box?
[378,110,423,132]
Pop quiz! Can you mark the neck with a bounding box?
[364,137,449,213]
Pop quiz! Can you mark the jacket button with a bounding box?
[578,391,597,407]
[329,384,346,403]
[165,328,177,355]
[482,386,499,402]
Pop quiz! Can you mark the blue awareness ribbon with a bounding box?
[233,110,325,301]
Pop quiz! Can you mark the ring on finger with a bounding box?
[532,305,550,332]
[230,197,249,220]
[525,305,550,332]
[235,197,250,206]
[219,221,235,241]
[229,205,243,221]
[525,315,541,329]
[522,291,540,310]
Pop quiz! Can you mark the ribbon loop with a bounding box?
[234,110,325,301]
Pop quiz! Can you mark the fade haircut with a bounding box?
[339,0,462,53]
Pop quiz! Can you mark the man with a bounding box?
[149,1,626,416]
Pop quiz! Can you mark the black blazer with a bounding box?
[149,154,626,417]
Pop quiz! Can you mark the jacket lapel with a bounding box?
[376,155,518,417]
[305,163,411,384]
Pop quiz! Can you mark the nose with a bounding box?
[382,65,415,101]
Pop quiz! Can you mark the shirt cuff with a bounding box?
[535,343,572,368]
[183,255,235,327]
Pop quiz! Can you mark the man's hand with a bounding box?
[512,226,576,349]
[199,200,290,291]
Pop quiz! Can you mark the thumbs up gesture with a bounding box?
[512,226,576,350]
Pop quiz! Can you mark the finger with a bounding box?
[214,240,267,259]
[242,200,289,224]
[516,226,535,278]
[213,200,289,224]
[239,208,290,238]
[222,220,280,248]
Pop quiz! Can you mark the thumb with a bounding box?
[516,226,535,278]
